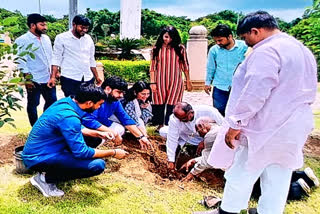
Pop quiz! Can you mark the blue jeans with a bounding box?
[30,151,105,183]
[60,76,95,97]
[26,82,57,126]
[212,87,230,116]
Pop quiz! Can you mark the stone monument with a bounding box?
[186,25,208,90]
[120,0,141,40]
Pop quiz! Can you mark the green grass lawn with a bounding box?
[1,99,320,214]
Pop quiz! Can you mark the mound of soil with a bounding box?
[0,135,25,165]
[120,133,225,188]
[1,132,319,189]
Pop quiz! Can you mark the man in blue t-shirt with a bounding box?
[82,76,153,150]
[204,24,248,116]
[22,84,129,197]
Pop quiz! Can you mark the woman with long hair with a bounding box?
[149,26,192,130]
[121,81,153,136]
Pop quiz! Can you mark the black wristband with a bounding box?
[136,135,145,140]
[150,82,156,84]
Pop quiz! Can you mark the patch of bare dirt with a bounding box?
[0,134,25,165]
[304,134,320,158]
[2,132,319,188]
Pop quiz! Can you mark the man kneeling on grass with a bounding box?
[22,84,129,197]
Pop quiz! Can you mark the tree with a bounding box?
[0,43,34,128]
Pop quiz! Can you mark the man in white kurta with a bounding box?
[159,102,224,171]
[205,11,317,214]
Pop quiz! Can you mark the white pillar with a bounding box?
[69,0,78,30]
[120,0,141,40]
[186,26,208,90]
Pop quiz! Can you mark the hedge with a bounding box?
[99,60,150,83]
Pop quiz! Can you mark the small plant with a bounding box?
[111,37,142,60]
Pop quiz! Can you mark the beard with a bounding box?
[83,107,96,113]
[75,28,85,38]
[35,27,46,36]
[219,42,230,49]
[106,94,118,103]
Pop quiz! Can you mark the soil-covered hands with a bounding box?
[113,133,123,146]
[138,136,154,151]
[167,161,175,171]
[181,172,195,182]
[179,158,197,172]
[112,149,129,159]
[225,127,240,149]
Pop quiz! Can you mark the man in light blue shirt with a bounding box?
[15,14,57,126]
[204,24,247,116]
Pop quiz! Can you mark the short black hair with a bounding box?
[237,11,279,35]
[101,76,128,92]
[211,24,232,38]
[75,83,107,104]
[72,15,91,26]
[27,13,47,28]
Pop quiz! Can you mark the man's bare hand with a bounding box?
[138,137,154,151]
[114,133,123,146]
[225,127,241,149]
[204,85,212,95]
[47,78,56,88]
[113,149,129,159]
[181,173,195,182]
[179,158,196,172]
[95,76,103,87]
[196,141,204,156]
[167,161,175,171]
[97,131,115,141]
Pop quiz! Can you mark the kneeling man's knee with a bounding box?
[89,159,106,175]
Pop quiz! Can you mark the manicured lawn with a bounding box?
[1,92,320,214]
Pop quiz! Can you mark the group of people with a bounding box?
[16,10,319,214]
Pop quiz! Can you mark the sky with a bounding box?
[1,0,314,22]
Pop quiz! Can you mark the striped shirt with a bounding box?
[150,45,189,105]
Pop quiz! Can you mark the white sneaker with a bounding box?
[297,178,311,195]
[304,167,319,187]
[30,173,64,197]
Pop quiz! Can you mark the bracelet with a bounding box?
[136,135,145,140]
[150,82,156,84]
[112,149,116,157]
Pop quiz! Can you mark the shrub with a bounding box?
[0,43,34,128]
[99,60,150,83]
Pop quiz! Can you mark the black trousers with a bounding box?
[152,104,174,126]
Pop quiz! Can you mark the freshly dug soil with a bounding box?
[1,133,319,188]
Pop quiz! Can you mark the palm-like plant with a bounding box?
[111,37,141,60]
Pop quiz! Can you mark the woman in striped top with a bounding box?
[149,26,193,130]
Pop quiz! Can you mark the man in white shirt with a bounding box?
[51,15,103,97]
[159,102,223,171]
[180,117,220,182]
[15,14,57,126]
